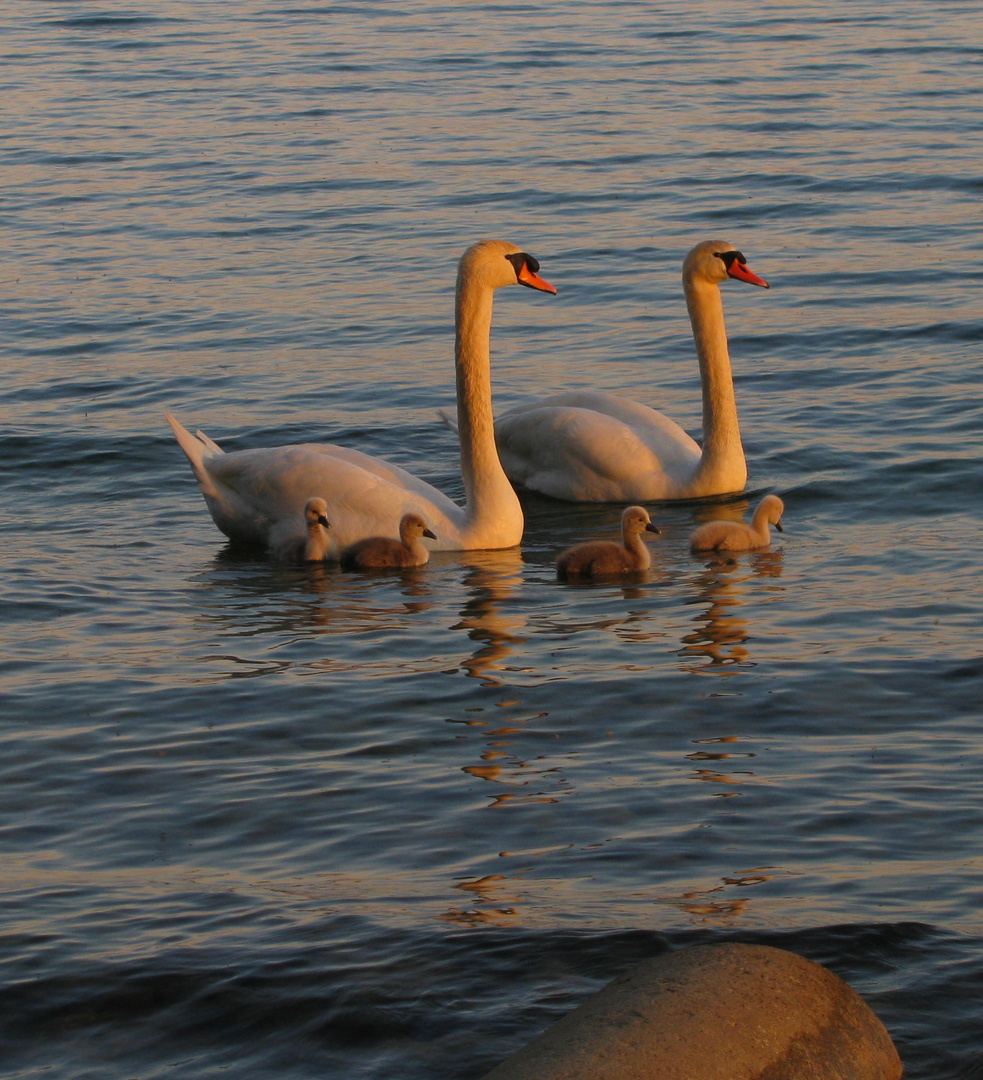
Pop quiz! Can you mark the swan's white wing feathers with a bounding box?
[436,406,458,433]
[194,429,224,454]
[496,395,701,502]
[167,412,467,549]
[204,444,465,550]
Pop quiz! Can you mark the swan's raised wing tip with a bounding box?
[436,406,459,433]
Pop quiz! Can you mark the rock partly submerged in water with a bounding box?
[479,942,902,1080]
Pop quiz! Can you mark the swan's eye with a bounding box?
[714,250,745,270]
[505,251,540,278]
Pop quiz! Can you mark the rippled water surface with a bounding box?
[2,2,982,1077]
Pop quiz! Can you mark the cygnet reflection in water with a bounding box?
[556,505,660,579]
[690,494,784,554]
[340,512,436,571]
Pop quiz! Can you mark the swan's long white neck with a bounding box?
[454,267,522,545]
[684,275,747,493]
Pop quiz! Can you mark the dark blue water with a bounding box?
[2,2,982,1077]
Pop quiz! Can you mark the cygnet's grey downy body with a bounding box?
[340,512,436,570]
[556,505,660,579]
[689,494,784,553]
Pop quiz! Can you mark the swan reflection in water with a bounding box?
[256,547,526,685]
[192,549,438,681]
[195,547,533,683]
[667,869,778,922]
[442,551,579,925]
[451,553,566,801]
[451,549,527,685]
[440,874,523,927]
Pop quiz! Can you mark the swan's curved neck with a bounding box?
[685,277,746,491]
[454,272,522,543]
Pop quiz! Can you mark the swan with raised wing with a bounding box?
[485,240,768,502]
[166,240,556,552]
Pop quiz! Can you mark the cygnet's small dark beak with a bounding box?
[423,528,437,540]
[646,523,661,534]
[774,521,784,532]
[318,515,330,529]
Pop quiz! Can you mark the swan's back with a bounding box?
[496,397,701,502]
[168,414,464,550]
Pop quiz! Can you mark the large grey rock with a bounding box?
[480,942,902,1080]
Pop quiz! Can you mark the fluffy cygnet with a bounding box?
[273,497,332,562]
[340,512,436,571]
[689,494,785,553]
[556,505,661,579]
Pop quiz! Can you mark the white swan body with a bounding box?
[271,497,332,562]
[556,505,661,578]
[340,512,436,570]
[689,494,785,553]
[490,239,769,503]
[166,240,556,552]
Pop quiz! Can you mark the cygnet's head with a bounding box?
[400,512,437,542]
[304,498,330,530]
[684,239,769,289]
[622,505,661,537]
[759,494,784,531]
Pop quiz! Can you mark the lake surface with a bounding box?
[2,2,982,1076]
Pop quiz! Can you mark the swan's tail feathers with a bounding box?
[195,429,224,455]
[164,411,222,498]
[437,406,459,434]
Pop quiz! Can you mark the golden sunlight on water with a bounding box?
[3,2,983,1077]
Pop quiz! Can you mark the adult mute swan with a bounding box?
[340,512,436,570]
[165,240,556,553]
[489,239,768,502]
[689,494,784,553]
[556,505,661,579]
